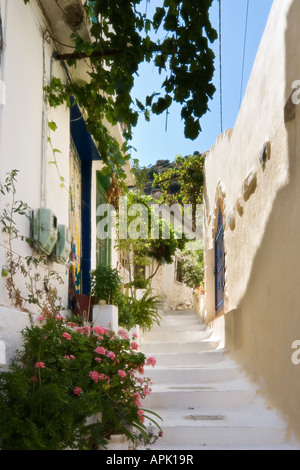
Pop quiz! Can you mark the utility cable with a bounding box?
[218,0,223,133]
[240,0,250,107]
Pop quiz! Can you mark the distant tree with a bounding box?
[131,159,152,194]
[178,248,204,290]
[153,152,204,230]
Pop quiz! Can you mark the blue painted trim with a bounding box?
[70,97,100,163]
[70,97,102,295]
[81,161,92,295]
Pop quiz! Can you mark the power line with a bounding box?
[240,0,250,107]
[218,0,223,133]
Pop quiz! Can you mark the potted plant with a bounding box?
[116,289,161,333]
[90,265,122,332]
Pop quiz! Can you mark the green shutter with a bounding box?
[96,172,111,267]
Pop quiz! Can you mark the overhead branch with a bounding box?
[53,49,122,61]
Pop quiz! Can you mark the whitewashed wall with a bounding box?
[0,0,127,364]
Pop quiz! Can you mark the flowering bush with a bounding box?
[0,314,161,450]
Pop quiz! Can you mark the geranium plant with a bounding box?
[0,314,162,450]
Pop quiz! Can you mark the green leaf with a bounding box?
[184,117,201,140]
[48,121,57,132]
[136,99,145,112]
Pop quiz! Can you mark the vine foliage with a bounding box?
[34,0,217,181]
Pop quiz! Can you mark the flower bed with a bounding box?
[0,314,161,450]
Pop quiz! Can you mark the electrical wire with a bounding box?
[218,0,223,133]
[240,0,250,107]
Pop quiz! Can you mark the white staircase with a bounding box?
[140,310,299,450]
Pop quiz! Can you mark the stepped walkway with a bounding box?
[140,309,299,450]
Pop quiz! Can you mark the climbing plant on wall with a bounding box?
[25,0,217,183]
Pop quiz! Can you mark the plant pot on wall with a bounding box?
[99,433,130,450]
[90,265,121,332]
[92,303,118,333]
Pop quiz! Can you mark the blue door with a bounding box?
[215,205,225,314]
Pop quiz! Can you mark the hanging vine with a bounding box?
[25,0,217,183]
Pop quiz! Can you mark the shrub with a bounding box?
[0,314,161,450]
[117,290,161,331]
[179,248,204,290]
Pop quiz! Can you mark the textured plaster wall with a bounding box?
[204,0,300,442]
[149,261,194,311]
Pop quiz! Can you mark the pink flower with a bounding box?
[61,332,71,341]
[146,356,157,367]
[137,409,145,423]
[55,315,66,321]
[37,315,45,322]
[74,387,83,396]
[34,362,45,369]
[132,332,138,339]
[92,326,105,336]
[118,370,126,378]
[30,376,38,383]
[63,355,76,360]
[95,346,106,355]
[89,371,100,382]
[75,326,90,335]
[130,341,139,350]
[118,329,129,339]
[133,392,141,406]
[106,351,116,360]
[98,373,110,382]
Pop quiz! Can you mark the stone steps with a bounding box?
[140,310,299,450]
[144,361,243,385]
[145,401,290,449]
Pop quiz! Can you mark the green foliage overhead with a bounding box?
[39,0,217,181]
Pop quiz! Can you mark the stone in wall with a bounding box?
[242,168,257,202]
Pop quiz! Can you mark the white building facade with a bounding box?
[0,0,132,364]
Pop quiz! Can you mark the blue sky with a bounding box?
[130,0,274,167]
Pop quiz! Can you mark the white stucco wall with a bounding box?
[149,260,194,311]
[204,0,293,316]
[204,0,300,441]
